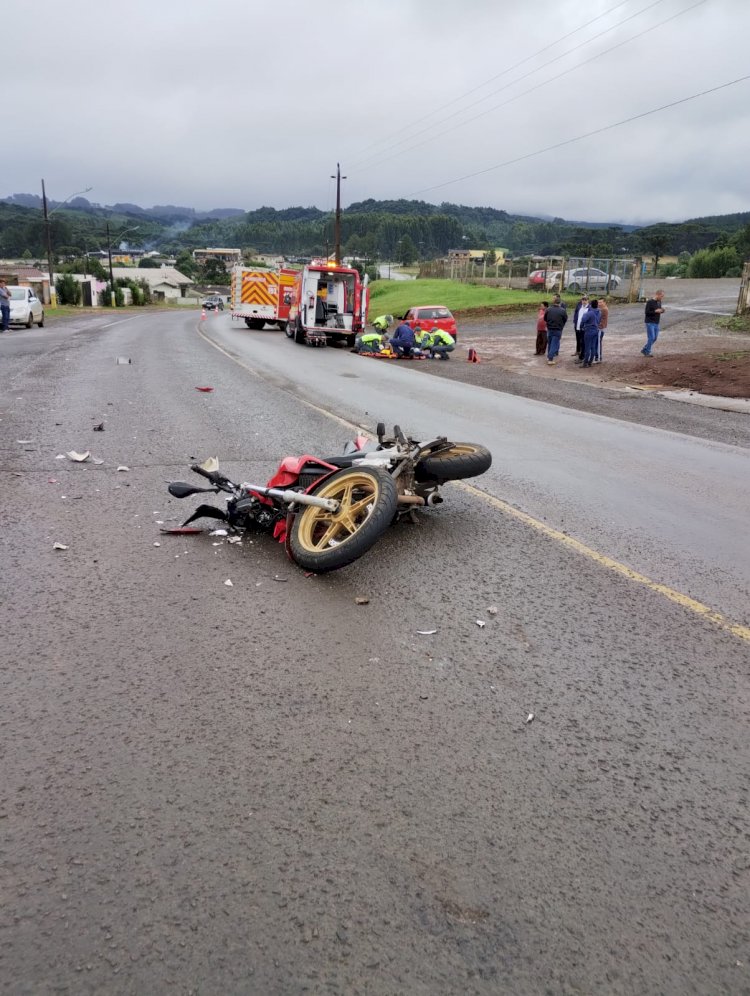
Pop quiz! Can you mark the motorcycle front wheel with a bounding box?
[416,442,492,482]
[288,468,397,572]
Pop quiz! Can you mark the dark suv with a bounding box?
[203,295,225,311]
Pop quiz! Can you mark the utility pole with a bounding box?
[106,222,116,306]
[330,163,346,265]
[41,179,56,307]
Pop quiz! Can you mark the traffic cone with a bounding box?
[201,308,206,320]
[467,347,480,363]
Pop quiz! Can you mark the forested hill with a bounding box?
[0,193,747,261]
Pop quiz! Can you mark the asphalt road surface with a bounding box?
[1,311,748,996]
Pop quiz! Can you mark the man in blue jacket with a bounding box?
[389,321,416,357]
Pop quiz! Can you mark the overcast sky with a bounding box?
[5,0,748,225]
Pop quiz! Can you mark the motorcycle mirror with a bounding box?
[168,481,216,498]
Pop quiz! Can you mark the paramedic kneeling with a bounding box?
[429,327,456,360]
[354,331,387,353]
[389,322,416,357]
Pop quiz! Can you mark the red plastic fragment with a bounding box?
[195,386,214,392]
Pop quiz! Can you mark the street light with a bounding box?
[106,223,140,306]
[41,180,93,306]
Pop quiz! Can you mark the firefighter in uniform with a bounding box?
[428,327,456,360]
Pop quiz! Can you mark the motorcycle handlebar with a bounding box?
[190,465,233,489]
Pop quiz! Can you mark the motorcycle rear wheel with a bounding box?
[416,442,492,482]
[289,468,397,572]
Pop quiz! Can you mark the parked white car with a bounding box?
[545,267,621,293]
[8,286,45,328]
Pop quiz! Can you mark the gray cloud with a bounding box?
[6,0,749,223]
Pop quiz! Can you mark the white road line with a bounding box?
[100,316,144,329]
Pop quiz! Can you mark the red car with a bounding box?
[400,305,458,340]
[527,269,548,289]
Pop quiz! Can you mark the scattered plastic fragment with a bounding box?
[227,536,242,544]
[525,712,535,724]
[273,576,288,582]
[198,456,219,473]
[55,454,66,460]
[224,579,233,587]
[117,466,129,472]
[476,620,486,628]
[48,478,58,484]
[17,439,34,444]
[355,596,370,605]
[66,451,90,462]
[92,457,104,465]
[209,529,228,536]
[116,357,131,365]
[195,386,214,392]
[53,542,69,551]
[153,542,161,547]
[487,605,498,615]
[417,629,437,635]
[93,423,104,432]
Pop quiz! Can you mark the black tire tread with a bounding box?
[417,443,492,482]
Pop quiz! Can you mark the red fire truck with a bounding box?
[284,260,369,348]
[230,267,297,331]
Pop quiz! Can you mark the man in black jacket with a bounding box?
[642,290,665,356]
[544,295,568,365]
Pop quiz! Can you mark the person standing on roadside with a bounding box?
[642,290,665,356]
[0,280,10,332]
[581,298,601,367]
[572,294,589,363]
[595,297,609,362]
[535,301,548,355]
[544,294,567,365]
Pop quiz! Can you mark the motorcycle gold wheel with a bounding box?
[289,468,398,573]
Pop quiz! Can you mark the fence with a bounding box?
[420,256,640,301]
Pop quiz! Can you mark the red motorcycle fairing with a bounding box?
[353,434,370,451]
[266,454,340,490]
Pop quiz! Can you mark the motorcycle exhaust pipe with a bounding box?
[426,491,443,506]
[397,494,425,506]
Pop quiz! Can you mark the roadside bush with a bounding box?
[55,273,81,305]
[687,246,740,278]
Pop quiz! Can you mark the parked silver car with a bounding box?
[545,267,621,293]
[8,286,45,328]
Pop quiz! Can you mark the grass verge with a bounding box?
[715,314,750,334]
[369,279,550,317]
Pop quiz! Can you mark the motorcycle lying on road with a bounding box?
[165,424,492,573]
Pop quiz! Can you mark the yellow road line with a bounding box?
[198,321,750,646]
[457,480,750,644]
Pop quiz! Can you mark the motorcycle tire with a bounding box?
[288,467,398,573]
[416,442,492,482]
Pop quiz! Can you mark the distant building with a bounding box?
[110,266,194,300]
[0,265,51,303]
[193,247,242,269]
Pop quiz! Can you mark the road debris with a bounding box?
[160,527,204,535]
[487,605,498,615]
[52,542,69,551]
[153,542,161,547]
[116,357,131,365]
[476,620,486,628]
[48,478,58,484]
[209,529,228,536]
[224,579,234,587]
[93,423,104,432]
[525,712,535,724]
[92,457,104,465]
[273,575,288,582]
[417,629,437,635]
[117,466,129,473]
[227,536,242,545]
[355,596,370,605]
[198,456,219,472]
[195,386,214,392]
[66,451,90,462]
[55,454,66,460]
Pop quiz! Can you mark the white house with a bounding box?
[109,266,193,300]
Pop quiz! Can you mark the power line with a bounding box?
[348,0,633,166]
[350,0,667,171]
[409,73,750,196]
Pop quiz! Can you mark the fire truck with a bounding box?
[230,267,297,331]
[284,260,369,347]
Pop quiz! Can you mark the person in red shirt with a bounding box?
[535,301,548,355]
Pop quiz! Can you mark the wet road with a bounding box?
[1,311,748,995]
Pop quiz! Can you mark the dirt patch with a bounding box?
[602,351,750,399]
